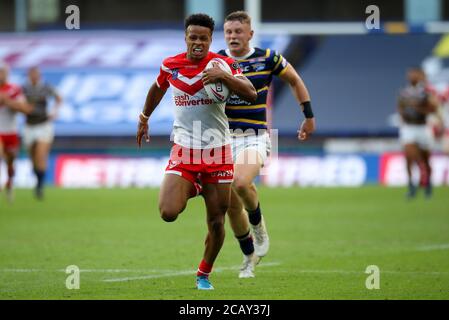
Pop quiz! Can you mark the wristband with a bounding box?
[301,101,314,119]
[139,112,149,123]
[140,112,149,119]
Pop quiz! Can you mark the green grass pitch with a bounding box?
[0,186,448,299]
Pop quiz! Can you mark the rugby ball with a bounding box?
[203,58,232,103]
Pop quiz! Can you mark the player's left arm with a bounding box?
[49,86,63,120]
[279,64,316,141]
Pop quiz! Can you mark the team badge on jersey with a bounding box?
[231,62,240,70]
[172,69,179,80]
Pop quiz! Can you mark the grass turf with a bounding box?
[0,186,448,300]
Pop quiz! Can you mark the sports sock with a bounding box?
[34,168,45,190]
[236,230,255,256]
[197,259,213,277]
[247,203,262,226]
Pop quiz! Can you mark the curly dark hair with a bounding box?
[184,13,215,33]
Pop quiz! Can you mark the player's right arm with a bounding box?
[136,82,167,148]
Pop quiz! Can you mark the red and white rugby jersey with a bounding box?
[156,51,242,149]
[0,83,25,134]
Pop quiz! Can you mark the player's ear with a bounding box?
[249,30,254,40]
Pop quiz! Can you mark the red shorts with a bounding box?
[0,134,20,153]
[165,144,234,184]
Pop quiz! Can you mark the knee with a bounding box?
[159,205,181,222]
[160,210,178,222]
[233,177,252,195]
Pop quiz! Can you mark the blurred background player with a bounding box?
[0,62,33,202]
[218,11,315,278]
[397,67,439,199]
[22,66,62,200]
[136,13,256,290]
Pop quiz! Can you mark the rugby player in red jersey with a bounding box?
[0,62,33,202]
[136,13,256,290]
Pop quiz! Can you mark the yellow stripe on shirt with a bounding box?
[227,118,267,125]
[265,48,271,58]
[278,65,289,76]
[257,86,269,93]
[273,55,283,72]
[244,71,271,77]
[226,104,267,110]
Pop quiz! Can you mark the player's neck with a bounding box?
[227,47,254,60]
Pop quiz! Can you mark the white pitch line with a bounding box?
[0,269,44,273]
[0,268,187,273]
[415,244,449,251]
[102,262,282,283]
[282,270,449,275]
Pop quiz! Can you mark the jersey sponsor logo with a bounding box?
[210,169,234,177]
[250,57,266,63]
[241,65,252,73]
[174,93,214,107]
[227,94,252,105]
[252,63,266,72]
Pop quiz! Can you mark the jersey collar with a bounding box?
[225,47,255,60]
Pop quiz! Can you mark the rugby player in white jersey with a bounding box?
[136,13,256,290]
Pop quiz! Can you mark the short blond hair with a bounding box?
[225,11,251,26]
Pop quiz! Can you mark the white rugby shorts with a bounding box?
[23,121,54,148]
[399,124,433,150]
[231,132,271,165]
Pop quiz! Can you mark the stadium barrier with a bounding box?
[3,153,448,188]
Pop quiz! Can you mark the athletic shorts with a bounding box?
[231,132,271,165]
[0,133,20,153]
[23,121,54,149]
[165,144,234,184]
[399,124,433,150]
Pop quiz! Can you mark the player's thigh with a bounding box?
[159,173,192,213]
[35,141,52,164]
[404,143,420,160]
[233,149,263,187]
[202,183,232,218]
